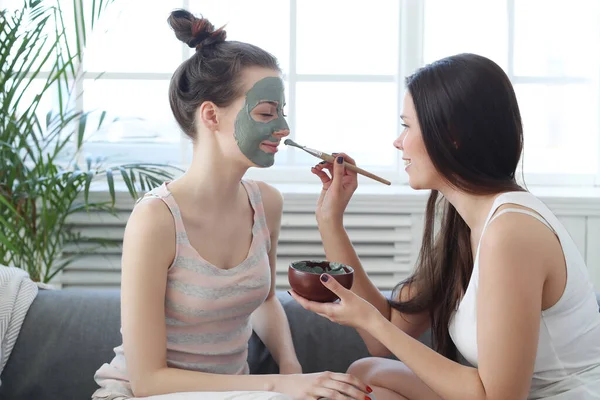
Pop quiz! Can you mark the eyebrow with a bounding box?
[400,114,410,120]
[257,100,279,106]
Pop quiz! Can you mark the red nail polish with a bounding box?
[364,396,370,400]
[366,386,373,393]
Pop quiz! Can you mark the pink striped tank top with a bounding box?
[92,179,272,398]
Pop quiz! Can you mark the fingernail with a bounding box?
[320,274,329,282]
[319,161,327,164]
[365,396,371,400]
[332,152,338,155]
[336,156,343,164]
[287,291,291,296]
[367,386,373,393]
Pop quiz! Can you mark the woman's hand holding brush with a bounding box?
[311,153,358,226]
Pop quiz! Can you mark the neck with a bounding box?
[439,187,502,235]
[171,139,250,208]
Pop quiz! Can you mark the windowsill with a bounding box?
[89,179,600,198]
[85,180,600,216]
[269,183,600,198]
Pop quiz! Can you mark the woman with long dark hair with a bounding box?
[291,53,600,399]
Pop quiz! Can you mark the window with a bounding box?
[423,0,600,185]
[79,0,403,185]
[25,0,600,187]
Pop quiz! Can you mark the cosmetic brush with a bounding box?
[284,139,391,186]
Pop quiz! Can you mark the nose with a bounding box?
[394,131,405,150]
[273,129,290,138]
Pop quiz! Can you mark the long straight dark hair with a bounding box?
[389,53,524,360]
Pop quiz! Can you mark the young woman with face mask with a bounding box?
[91,10,370,400]
[291,53,600,400]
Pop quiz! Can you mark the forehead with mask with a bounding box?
[234,76,288,168]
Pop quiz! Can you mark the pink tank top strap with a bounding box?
[241,179,271,253]
[135,182,188,244]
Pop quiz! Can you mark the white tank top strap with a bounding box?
[488,207,556,234]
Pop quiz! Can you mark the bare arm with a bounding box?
[251,183,302,372]
[318,222,430,356]
[365,213,550,400]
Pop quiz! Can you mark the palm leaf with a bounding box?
[105,167,115,205]
[119,166,137,199]
[0,1,176,283]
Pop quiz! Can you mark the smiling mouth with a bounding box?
[403,159,412,168]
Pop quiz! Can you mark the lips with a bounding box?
[260,141,279,153]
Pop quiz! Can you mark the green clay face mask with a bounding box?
[234,76,289,167]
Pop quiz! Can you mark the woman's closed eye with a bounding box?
[251,103,281,122]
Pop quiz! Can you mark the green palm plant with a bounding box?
[0,0,181,283]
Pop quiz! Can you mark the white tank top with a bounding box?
[448,191,600,399]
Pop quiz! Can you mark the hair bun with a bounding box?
[168,9,226,50]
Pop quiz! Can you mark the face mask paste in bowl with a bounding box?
[288,260,354,302]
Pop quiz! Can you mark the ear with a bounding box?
[197,101,220,132]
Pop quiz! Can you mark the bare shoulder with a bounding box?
[254,181,284,227]
[479,206,559,278]
[126,197,175,239]
[122,197,176,271]
[255,181,284,209]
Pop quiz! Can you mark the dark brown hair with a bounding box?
[167,9,280,139]
[389,53,524,360]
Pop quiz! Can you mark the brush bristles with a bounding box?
[284,139,302,149]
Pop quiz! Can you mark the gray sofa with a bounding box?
[1,289,599,400]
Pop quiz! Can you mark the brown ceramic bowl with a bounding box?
[288,260,354,303]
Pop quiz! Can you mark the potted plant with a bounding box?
[0,0,181,284]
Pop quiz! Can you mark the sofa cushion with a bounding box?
[0,288,122,400]
[0,289,371,400]
[1,288,598,400]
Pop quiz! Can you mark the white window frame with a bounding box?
[502,0,600,188]
[72,0,600,189]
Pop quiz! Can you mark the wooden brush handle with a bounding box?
[320,153,391,186]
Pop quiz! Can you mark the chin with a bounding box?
[408,181,423,190]
[407,177,433,191]
[251,159,275,169]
